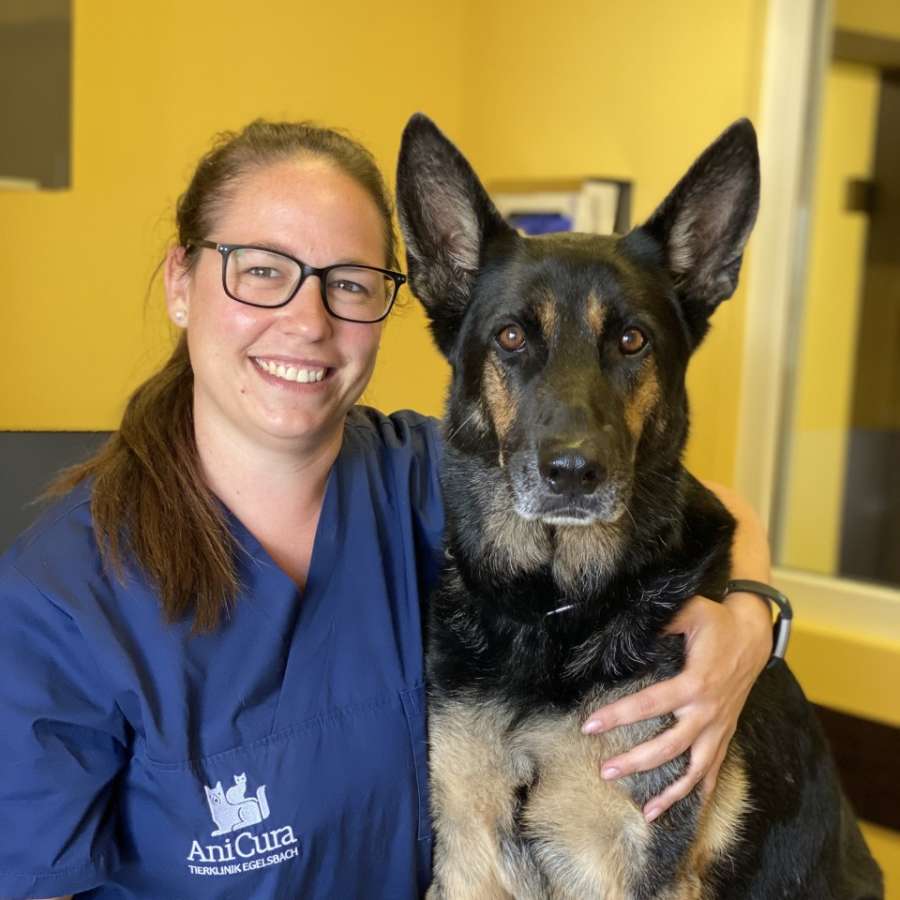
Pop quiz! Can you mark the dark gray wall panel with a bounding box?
[1,431,110,553]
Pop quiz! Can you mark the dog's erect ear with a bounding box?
[396,113,517,357]
[637,119,760,343]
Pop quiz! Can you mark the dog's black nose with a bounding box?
[538,449,605,496]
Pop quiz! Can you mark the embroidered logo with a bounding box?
[188,771,300,876]
[203,772,270,836]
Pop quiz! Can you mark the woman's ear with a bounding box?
[164,245,192,329]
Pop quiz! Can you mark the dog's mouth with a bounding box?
[535,502,627,527]
[514,498,627,527]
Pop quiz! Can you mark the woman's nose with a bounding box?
[277,275,333,339]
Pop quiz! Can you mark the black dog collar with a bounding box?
[726,579,793,668]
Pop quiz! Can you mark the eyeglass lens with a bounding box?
[225,247,394,321]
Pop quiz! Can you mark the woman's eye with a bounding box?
[333,279,367,295]
[247,266,281,279]
[619,327,648,355]
[496,323,526,352]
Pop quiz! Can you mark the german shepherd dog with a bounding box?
[396,115,883,899]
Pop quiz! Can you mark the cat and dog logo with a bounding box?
[204,772,270,835]
[186,772,300,876]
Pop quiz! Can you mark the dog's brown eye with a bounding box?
[496,324,526,352]
[620,327,647,355]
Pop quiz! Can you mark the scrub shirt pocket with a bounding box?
[121,691,432,898]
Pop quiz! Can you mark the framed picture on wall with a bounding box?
[490,177,632,236]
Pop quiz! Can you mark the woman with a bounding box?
[0,121,773,899]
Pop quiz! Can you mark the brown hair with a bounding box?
[50,120,397,631]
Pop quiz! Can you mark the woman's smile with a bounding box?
[252,356,332,386]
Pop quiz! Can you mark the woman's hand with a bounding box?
[580,481,773,822]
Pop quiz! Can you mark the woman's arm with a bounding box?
[581,481,773,821]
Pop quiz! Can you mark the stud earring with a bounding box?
[174,310,186,323]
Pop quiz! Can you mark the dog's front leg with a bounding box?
[427,701,545,900]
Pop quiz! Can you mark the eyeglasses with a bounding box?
[190,240,406,323]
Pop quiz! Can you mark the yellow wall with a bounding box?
[1,0,767,489]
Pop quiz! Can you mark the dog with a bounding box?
[395,114,883,899]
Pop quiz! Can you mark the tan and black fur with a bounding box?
[396,114,883,899]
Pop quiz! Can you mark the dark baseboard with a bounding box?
[815,704,900,831]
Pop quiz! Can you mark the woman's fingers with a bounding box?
[582,680,682,735]
[700,742,730,801]
[595,692,734,821]
[641,759,706,822]
[598,721,695,782]
[640,731,728,822]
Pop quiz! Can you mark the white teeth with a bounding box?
[255,359,326,384]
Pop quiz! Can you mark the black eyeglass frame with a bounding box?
[190,239,406,323]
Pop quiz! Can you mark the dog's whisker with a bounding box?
[444,407,484,443]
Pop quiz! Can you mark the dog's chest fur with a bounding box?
[426,679,748,900]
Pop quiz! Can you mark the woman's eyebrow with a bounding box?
[240,240,373,267]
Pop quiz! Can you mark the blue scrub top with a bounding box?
[0,408,444,899]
